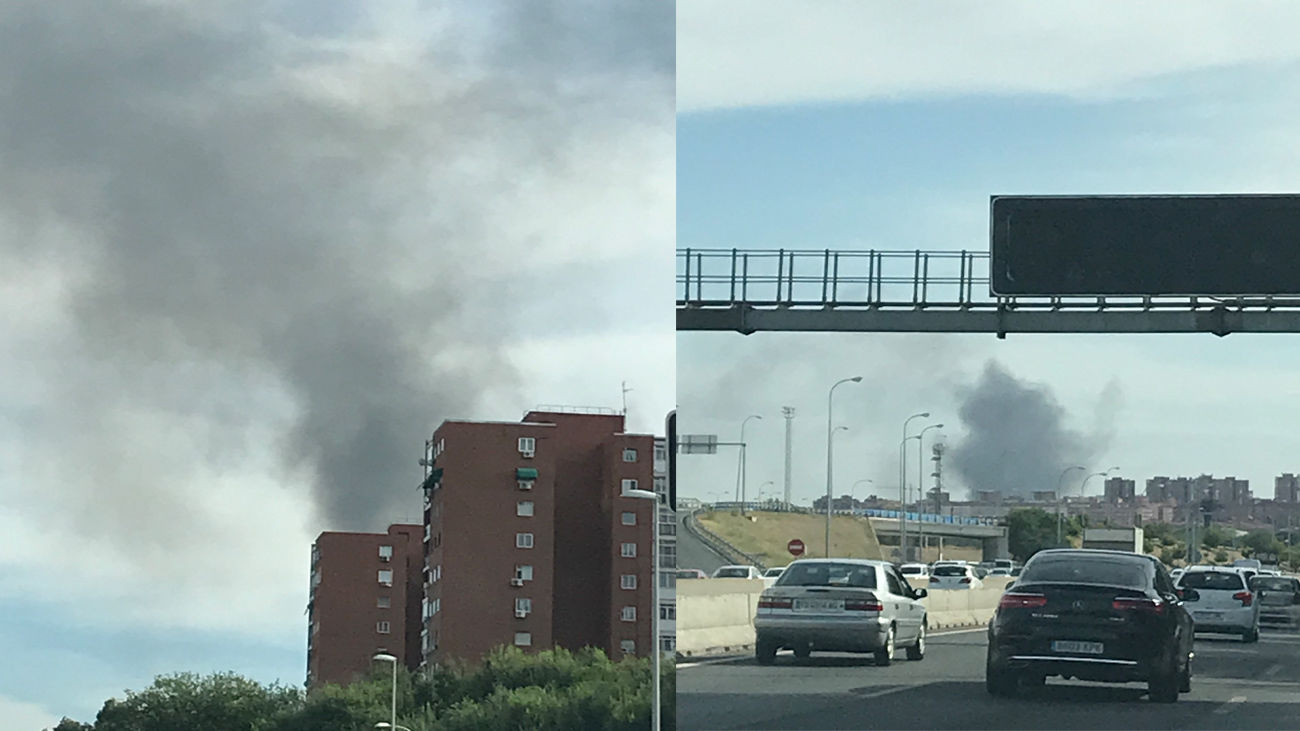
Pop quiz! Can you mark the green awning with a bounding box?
[516,467,539,480]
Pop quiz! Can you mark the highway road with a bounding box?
[677,510,730,575]
[678,626,1300,730]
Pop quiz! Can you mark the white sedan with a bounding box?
[762,566,788,588]
[928,563,983,590]
[713,565,764,580]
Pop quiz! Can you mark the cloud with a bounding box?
[0,0,672,670]
[0,694,58,731]
[678,0,1300,112]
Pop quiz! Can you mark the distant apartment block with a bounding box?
[1103,477,1136,504]
[419,408,663,666]
[1276,474,1300,503]
[306,524,423,688]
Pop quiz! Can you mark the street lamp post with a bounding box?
[851,479,874,513]
[372,653,398,731]
[899,412,930,562]
[621,484,662,731]
[1076,467,1120,539]
[826,377,863,557]
[738,414,763,515]
[1056,465,1086,545]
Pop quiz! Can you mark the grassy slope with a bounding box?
[696,510,886,566]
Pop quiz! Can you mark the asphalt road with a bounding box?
[678,511,730,575]
[677,626,1300,730]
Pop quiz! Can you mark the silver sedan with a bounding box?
[754,558,928,666]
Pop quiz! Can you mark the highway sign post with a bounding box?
[788,538,806,557]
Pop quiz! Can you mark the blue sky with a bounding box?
[676,2,1300,513]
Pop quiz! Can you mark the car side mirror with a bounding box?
[914,588,928,599]
[1181,588,1199,602]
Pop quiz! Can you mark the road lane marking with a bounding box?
[850,682,936,700]
[677,627,986,670]
[1213,695,1247,714]
[1264,663,1284,679]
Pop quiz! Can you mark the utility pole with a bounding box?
[782,407,795,511]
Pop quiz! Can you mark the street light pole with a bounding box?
[1056,465,1085,545]
[899,412,930,562]
[372,653,398,731]
[738,414,762,515]
[851,479,874,513]
[826,377,863,557]
[620,484,662,731]
[1076,466,1120,538]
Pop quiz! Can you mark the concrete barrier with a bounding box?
[676,578,765,657]
[676,576,1014,657]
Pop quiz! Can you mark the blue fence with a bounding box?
[704,502,999,526]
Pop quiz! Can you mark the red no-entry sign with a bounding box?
[788,539,806,556]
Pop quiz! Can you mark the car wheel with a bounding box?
[755,638,777,666]
[793,643,811,660]
[1147,657,1180,703]
[874,625,895,667]
[905,623,926,661]
[985,654,1017,697]
[1243,626,1260,643]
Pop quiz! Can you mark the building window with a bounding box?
[432,598,440,615]
[659,571,676,589]
[621,574,637,590]
[517,501,534,517]
[621,478,638,493]
[378,545,393,561]
[423,524,431,542]
[660,636,676,652]
[620,542,637,558]
[654,444,667,462]
[621,606,637,622]
[623,448,638,462]
[516,533,534,549]
[377,596,391,609]
[377,621,391,634]
[516,565,534,581]
[518,480,534,491]
[515,598,532,616]
[620,639,636,655]
[514,632,532,647]
[621,511,637,526]
[378,570,393,586]
[660,604,676,621]
[518,437,535,456]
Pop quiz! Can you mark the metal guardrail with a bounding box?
[677,248,1300,336]
[685,508,768,571]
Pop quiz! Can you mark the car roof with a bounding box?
[789,558,889,567]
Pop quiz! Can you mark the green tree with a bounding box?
[47,719,93,731]
[1006,508,1062,561]
[1241,529,1285,557]
[93,672,302,731]
[1200,524,1234,549]
[1213,549,1229,563]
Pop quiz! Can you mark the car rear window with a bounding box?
[1178,571,1244,590]
[1017,557,1147,588]
[715,568,751,578]
[932,565,968,577]
[1252,577,1296,592]
[900,566,923,575]
[777,563,877,588]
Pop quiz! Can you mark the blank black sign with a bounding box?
[989,195,1300,296]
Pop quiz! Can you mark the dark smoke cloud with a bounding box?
[0,0,672,542]
[948,360,1122,499]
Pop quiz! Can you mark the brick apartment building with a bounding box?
[419,408,664,665]
[306,524,423,688]
[1276,473,1300,503]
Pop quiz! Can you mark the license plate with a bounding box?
[1051,640,1104,655]
[793,598,844,611]
[1195,611,1222,621]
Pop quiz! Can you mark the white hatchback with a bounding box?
[928,563,983,590]
[1177,567,1261,642]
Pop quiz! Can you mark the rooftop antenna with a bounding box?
[621,380,633,417]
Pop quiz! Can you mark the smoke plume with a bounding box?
[0,0,673,549]
[948,360,1122,499]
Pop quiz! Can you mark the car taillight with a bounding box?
[1234,591,1253,607]
[757,597,793,610]
[845,598,884,612]
[960,577,972,584]
[1112,597,1165,615]
[999,592,1048,609]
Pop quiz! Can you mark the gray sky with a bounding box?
[0,1,673,724]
